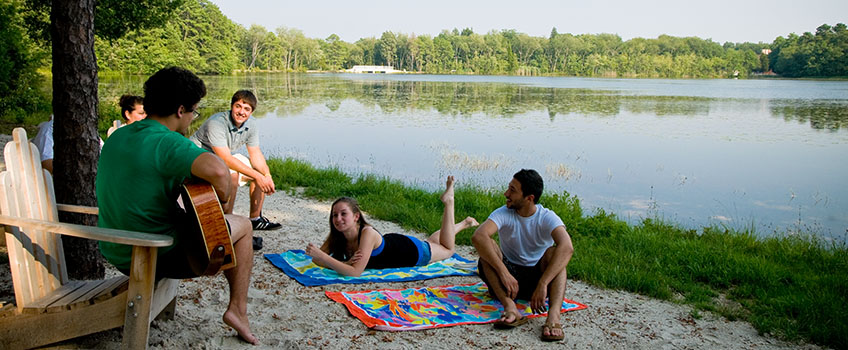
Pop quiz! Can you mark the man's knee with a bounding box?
[226,214,252,241]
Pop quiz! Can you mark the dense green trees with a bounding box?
[0,0,48,123]
[96,0,240,74]
[11,0,848,81]
[2,0,847,124]
[211,23,796,79]
[94,1,841,79]
[770,23,848,77]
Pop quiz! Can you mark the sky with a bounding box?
[210,0,847,44]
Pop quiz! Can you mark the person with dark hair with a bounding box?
[472,169,574,342]
[96,67,259,345]
[304,176,479,276]
[118,94,146,124]
[190,90,280,235]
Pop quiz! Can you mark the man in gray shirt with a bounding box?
[191,90,281,231]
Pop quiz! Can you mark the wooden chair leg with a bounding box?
[154,297,177,321]
[150,278,179,322]
[122,246,157,350]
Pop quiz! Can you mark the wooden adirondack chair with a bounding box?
[0,128,178,349]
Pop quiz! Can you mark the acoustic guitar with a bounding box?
[180,180,237,275]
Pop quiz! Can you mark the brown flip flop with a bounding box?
[541,323,564,342]
[493,311,528,329]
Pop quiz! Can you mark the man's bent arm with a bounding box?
[472,220,511,279]
[473,219,520,299]
[247,146,275,194]
[536,226,574,290]
[472,220,501,267]
[191,153,232,202]
[246,146,270,176]
[210,145,265,180]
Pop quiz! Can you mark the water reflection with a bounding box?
[255,76,717,120]
[770,100,848,131]
[99,73,848,132]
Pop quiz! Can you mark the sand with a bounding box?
[0,134,823,349]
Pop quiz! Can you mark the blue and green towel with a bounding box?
[264,250,478,286]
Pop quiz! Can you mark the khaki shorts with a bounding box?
[231,153,253,187]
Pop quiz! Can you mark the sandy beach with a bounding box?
[0,137,823,349]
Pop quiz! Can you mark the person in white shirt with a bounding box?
[472,169,574,342]
[31,117,55,173]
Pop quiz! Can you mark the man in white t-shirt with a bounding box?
[472,169,574,342]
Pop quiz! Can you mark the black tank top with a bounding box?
[362,227,418,269]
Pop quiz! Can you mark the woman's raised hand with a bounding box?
[305,243,321,258]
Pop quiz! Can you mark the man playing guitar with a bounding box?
[96,67,259,345]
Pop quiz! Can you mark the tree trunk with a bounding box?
[250,42,258,69]
[51,0,104,280]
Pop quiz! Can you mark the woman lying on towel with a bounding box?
[305,176,478,276]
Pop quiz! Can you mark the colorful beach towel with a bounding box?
[264,250,477,286]
[326,282,587,331]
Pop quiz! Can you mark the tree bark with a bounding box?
[51,0,104,280]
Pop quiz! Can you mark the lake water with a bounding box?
[100,73,848,241]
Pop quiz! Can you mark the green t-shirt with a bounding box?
[97,119,206,270]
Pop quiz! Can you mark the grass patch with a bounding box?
[267,158,847,349]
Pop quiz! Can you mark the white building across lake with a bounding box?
[347,65,402,73]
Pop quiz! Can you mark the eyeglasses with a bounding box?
[192,110,200,120]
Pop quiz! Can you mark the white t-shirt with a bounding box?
[31,118,104,162]
[488,204,565,266]
[32,119,54,161]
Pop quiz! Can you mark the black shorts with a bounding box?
[478,256,544,301]
[118,217,233,280]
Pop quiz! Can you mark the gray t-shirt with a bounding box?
[488,204,565,266]
[190,111,258,152]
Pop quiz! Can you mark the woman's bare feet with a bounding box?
[440,175,455,204]
[223,309,259,345]
[463,216,479,229]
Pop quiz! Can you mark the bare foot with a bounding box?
[223,309,259,345]
[440,175,455,204]
[463,216,479,228]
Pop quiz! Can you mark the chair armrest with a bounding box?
[0,214,173,247]
[57,203,99,215]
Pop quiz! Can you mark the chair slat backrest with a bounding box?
[0,128,67,310]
